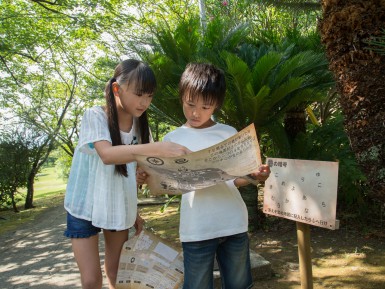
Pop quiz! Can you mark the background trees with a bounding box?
[0,129,32,212]
[0,0,382,222]
[1,0,116,208]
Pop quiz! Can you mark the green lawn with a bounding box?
[32,167,67,199]
[0,166,67,235]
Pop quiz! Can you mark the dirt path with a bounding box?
[0,205,86,289]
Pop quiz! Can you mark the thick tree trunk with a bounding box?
[319,0,385,201]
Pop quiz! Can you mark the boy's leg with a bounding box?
[216,232,253,289]
[72,235,103,289]
[103,229,129,289]
[182,239,218,289]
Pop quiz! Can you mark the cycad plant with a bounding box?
[217,45,333,157]
[139,17,251,126]
[140,18,333,158]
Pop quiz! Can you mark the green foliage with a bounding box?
[0,0,372,213]
[0,130,33,211]
[160,195,181,213]
[141,16,333,136]
[217,45,333,134]
[365,29,385,55]
[294,115,367,208]
[50,147,72,180]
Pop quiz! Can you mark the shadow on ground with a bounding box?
[0,205,93,289]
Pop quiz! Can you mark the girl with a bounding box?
[64,59,189,289]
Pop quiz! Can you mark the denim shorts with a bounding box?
[64,212,101,238]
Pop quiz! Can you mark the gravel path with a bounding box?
[0,205,101,289]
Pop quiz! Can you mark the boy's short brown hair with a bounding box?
[179,63,226,109]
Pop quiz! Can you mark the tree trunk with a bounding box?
[318,0,385,201]
[24,170,36,209]
[11,191,19,213]
[284,107,306,143]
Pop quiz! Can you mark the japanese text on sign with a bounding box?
[263,158,339,230]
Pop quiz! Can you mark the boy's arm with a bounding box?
[234,164,271,188]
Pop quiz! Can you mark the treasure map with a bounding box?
[116,230,184,289]
[136,123,262,195]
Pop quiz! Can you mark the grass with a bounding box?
[0,166,66,235]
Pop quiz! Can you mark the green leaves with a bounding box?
[217,46,332,131]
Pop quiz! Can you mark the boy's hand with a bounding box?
[250,164,271,182]
[234,164,271,188]
[136,167,148,186]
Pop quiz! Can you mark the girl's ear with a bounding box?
[112,82,119,95]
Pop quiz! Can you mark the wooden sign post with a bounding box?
[263,158,339,289]
[296,222,313,289]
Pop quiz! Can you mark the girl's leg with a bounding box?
[103,229,129,289]
[182,239,218,289]
[216,232,252,289]
[71,235,103,289]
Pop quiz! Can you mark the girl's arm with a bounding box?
[94,140,191,165]
[134,212,144,235]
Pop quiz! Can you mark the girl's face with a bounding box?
[182,95,217,129]
[114,82,153,118]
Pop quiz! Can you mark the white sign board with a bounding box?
[263,158,339,230]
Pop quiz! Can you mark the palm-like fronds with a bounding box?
[139,17,253,126]
[259,0,321,11]
[217,47,332,131]
[366,29,385,55]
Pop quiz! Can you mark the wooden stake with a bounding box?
[296,222,313,289]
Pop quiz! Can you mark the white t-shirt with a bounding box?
[163,123,249,242]
[64,106,138,230]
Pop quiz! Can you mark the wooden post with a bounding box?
[296,222,313,289]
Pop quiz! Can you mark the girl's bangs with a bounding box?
[131,67,157,95]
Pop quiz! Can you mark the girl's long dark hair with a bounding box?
[104,59,156,177]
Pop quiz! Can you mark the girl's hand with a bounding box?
[154,141,191,157]
[134,213,144,235]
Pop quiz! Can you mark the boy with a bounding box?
[162,63,270,289]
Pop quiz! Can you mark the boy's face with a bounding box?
[182,95,217,129]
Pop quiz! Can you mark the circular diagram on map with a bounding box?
[146,157,164,165]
